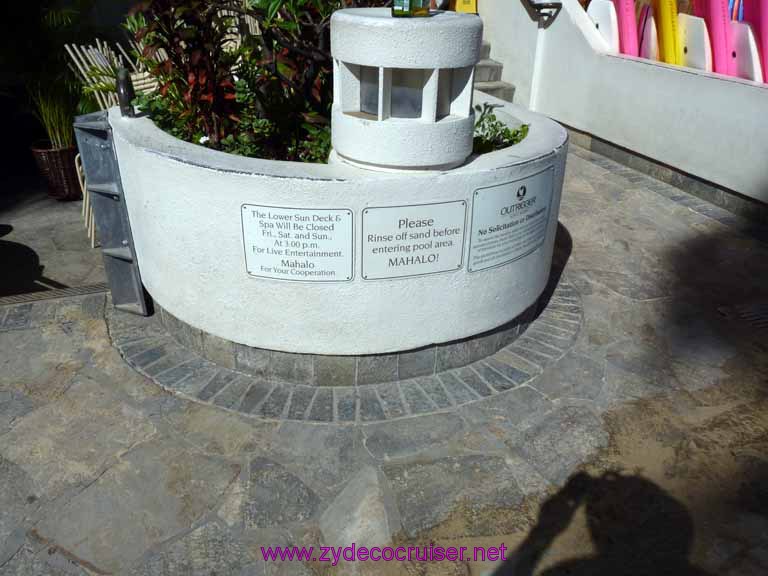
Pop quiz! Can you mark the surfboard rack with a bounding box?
[522,0,563,29]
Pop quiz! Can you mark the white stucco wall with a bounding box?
[480,0,768,202]
[109,94,568,355]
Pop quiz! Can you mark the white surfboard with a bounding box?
[587,0,620,53]
[639,10,659,60]
[678,14,713,72]
[731,20,764,82]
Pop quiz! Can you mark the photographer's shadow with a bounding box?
[497,471,712,576]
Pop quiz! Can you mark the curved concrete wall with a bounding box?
[110,94,567,355]
[480,0,768,202]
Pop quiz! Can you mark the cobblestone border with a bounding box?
[155,303,539,387]
[107,278,582,423]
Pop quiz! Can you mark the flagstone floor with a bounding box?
[1,145,767,576]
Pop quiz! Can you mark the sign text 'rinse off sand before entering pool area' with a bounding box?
[242,205,354,281]
[362,201,466,280]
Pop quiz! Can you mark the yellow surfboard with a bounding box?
[653,0,681,64]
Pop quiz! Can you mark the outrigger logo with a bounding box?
[500,185,536,216]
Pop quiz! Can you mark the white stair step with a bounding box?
[475,80,515,102]
[475,58,503,82]
[480,41,492,60]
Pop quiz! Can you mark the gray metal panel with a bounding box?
[74,111,150,316]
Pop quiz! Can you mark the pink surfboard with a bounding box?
[743,0,768,81]
[639,5,660,60]
[693,0,737,75]
[612,0,639,55]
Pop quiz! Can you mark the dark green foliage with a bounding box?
[473,103,529,155]
[130,0,386,162]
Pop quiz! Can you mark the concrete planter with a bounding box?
[108,92,567,356]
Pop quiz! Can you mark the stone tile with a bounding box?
[460,385,553,439]
[35,438,240,574]
[163,402,280,457]
[376,383,407,419]
[398,347,435,379]
[118,337,164,359]
[154,357,215,394]
[335,388,357,422]
[314,355,356,387]
[286,386,316,420]
[0,304,32,331]
[129,521,251,576]
[201,331,235,369]
[467,330,501,363]
[545,302,582,315]
[270,351,313,384]
[471,362,515,392]
[0,377,155,502]
[359,388,386,422]
[0,455,38,567]
[507,343,555,368]
[400,380,437,414]
[198,370,239,401]
[0,539,88,576]
[516,336,562,358]
[308,388,334,422]
[484,356,533,385]
[357,354,399,385]
[519,404,607,485]
[525,327,575,351]
[130,343,173,370]
[234,345,270,378]
[362,413,466,460]
[212,376,252,410]
[456,366,495,396]
[382,454,524,537]
[435,341,472,371]
[258,385,290,419]
[532,351,605,401]
[142,349,197,378]
[437,371,479,404]
[0,390,36,435]
[160,308,202,351]
[264,422,364,498]
[530,318,575,340]
[319,466,400,548]
[245,457,319,528]
[239,381,274,414]
[415,376,453,408]
[498,323,522,347]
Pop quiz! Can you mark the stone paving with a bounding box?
[1,144,767,575]
[0,188,105,297]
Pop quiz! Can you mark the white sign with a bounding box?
[362,201,466,280]
[242,205,353,282]
[468,168,554,272]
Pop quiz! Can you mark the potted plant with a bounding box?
[23,1,98,200]
[30,84,81,200]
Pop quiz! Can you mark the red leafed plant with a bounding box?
[129,0,389,161]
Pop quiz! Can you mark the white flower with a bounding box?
[199,136,210,144]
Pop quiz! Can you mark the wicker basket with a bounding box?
[30,143,82,201]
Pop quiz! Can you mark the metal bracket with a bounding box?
[74,111,150,315]
[117,68,136,118]
[522,0,563,29]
